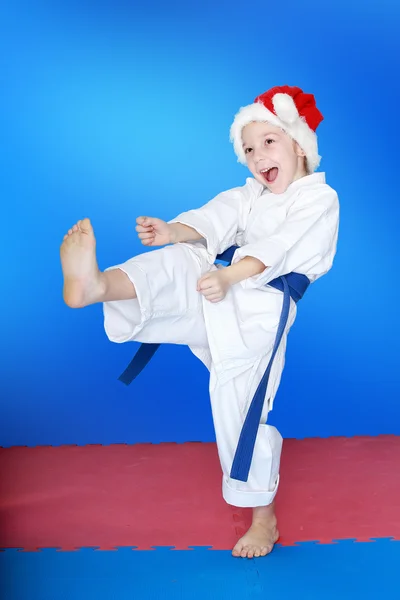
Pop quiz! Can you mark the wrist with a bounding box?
[168,223,179,244]
[221,266,236,286]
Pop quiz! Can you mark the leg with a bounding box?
[60,218,137,308]
[102,239,211,348]
[209,359,283,558]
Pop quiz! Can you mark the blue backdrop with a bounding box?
[1,0,399,447]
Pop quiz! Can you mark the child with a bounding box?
[60,85,339,559]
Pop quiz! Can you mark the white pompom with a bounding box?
[272,93,299,124]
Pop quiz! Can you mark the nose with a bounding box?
[252,146,266,163]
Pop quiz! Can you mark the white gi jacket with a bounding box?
[169,172,339,407]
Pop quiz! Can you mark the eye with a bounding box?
[265,138,274,145]
[244,147,253,154]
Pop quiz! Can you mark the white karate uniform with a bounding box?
[103,172,339,507]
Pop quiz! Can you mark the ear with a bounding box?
[294,141,306,157]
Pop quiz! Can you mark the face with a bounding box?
[242,121,307,194]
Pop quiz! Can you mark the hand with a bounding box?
[197,270,231,303]
[136,216,174,246]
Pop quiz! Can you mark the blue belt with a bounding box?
[118,245,310,482]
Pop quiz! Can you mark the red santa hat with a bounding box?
[229,85,324,173]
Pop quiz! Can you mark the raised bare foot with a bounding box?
[60,218,105,308]
[232,503,279,559]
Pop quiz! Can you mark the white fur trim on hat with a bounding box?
[229,97,321,173]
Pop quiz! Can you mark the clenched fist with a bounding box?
[136,216,174,247]
[197,270,231,303]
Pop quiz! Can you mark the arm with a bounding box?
[136,187,246,250]
[197,186,339,302]
[168,180,257,260]
[135,216,204,246]
[197,256,267,303]
[223,256,267,285]
[231,186,339,289]
[137,178,259,254]
[169,222,204,243]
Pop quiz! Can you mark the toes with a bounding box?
[236,544,272,558]
[232,542,244,558]
[80,217,92,233]
[64,219,93,241]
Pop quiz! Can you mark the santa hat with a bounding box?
[229,85,324,173]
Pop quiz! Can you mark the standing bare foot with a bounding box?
[232,503,279,558]
[60,218,106,308]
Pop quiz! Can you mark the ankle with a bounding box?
[252,503,276,524]
[101,268,137,302]
[97,272,108,302]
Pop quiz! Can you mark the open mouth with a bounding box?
[260,167,279,184]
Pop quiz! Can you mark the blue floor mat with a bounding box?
[1,540,398,599]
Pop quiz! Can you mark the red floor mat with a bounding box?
[1,436,400,550]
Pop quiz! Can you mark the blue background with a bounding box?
[1,0,399,447]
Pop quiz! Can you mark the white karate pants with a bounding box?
[103,243,285,508]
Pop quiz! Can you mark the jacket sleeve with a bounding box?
[168,179,257,261]
[232,185,340,289]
